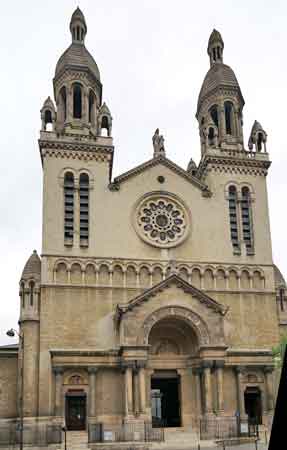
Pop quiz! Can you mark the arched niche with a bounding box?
[149,316,199,356]
[143,306,210,347]
[126,266,137,286]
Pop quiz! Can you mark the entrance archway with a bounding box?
[148,314,200,428]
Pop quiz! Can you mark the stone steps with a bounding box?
[61,431,89,450]
[150,427,215,449]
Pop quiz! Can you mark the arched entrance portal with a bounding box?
[148,316,199,428]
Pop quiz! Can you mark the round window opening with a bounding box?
[134,193,189,248]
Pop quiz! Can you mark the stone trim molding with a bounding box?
[116,274,228,317]
[197,153,271,180]
[141,305,211,346]
[109,156,212,197]
[51,257,267,292]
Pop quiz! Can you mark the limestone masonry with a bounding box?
[0,7,286,447]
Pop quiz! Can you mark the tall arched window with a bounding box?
[228,186,240,252]
[64,172,74,243]
[257,133,263,151]
[241,187,253,253]
[21,282,25,308]
[73,83,82,119]
[224,101,234,135]
[59,86,67,122]
[79,173,89,245]
[100,116,109,136]
[44,110,52,129]
[29,281,35,306]
[209,105,219,128]
[88,90,96,124]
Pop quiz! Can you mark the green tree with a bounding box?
[272,335,287,368]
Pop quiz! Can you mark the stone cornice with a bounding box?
[197,152,271,180]
[50,348,119,357]
[227,348,273,357]
[41,254,276,268]
[40,141,113,158]
[109,156,212,196]
[39,138,114,180]
[0,347,18,357]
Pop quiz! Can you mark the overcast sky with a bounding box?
[1,0,286,345]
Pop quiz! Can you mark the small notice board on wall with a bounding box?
[103,431,113,441]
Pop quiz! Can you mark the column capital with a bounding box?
[263,365,275,374]
[88,367,98,374]
[202,360,213,369]
[192,366,203,375]
[234,365,245,374]
[135,360,147,369]
[53,366,64,375]
[214,360,225,369]
[120,360,136,370]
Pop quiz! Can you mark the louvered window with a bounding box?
[228,186,240,252]
[79,173,89,246]
[64,172,74,244]
[241,187,254,253]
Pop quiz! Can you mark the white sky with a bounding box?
[1,0,286,345]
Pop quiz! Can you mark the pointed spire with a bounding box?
[70,7,87,44]
[207,29,224,66]
[248,120,267,152]
[21,250,41,282]
[41,96,55,113]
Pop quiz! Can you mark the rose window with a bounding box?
[134,194,189,248]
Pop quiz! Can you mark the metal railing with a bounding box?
[0,422,62,446]
[200,416,239,440]
[88,421,164,443]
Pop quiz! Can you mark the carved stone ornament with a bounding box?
[133,193,190,248]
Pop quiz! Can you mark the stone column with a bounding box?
[88,368,97,418]
[67,85,73,122]
[235,366,247,418]
[138,365,147,414]
[202,361,213,415]
[133,368,140,415]
[53,367,64,417]
[124,365,134,417]
[219,105,225,141]
[83,88,89,124]
[193,367,202,417]
[215,361,225,414]
[264,367,274,411]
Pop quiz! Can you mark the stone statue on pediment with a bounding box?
[153,128,166,158]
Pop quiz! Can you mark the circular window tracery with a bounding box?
[134,193,189,248]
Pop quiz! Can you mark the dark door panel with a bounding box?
[66,394,86,430]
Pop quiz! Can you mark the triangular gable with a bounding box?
[109,156,212,197]
[116,273,228,321]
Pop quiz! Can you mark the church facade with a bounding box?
[0,8,286,447]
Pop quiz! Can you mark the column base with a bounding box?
[122,417,145,441]
[123,415,137,423]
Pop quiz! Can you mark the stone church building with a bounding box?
[0,7,286,447]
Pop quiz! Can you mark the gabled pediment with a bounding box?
[109,156,212,197]
[116,273,228,322]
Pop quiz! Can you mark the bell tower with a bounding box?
[196,30,272,260]
[197,29,245,154]
[39,8,114,255]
